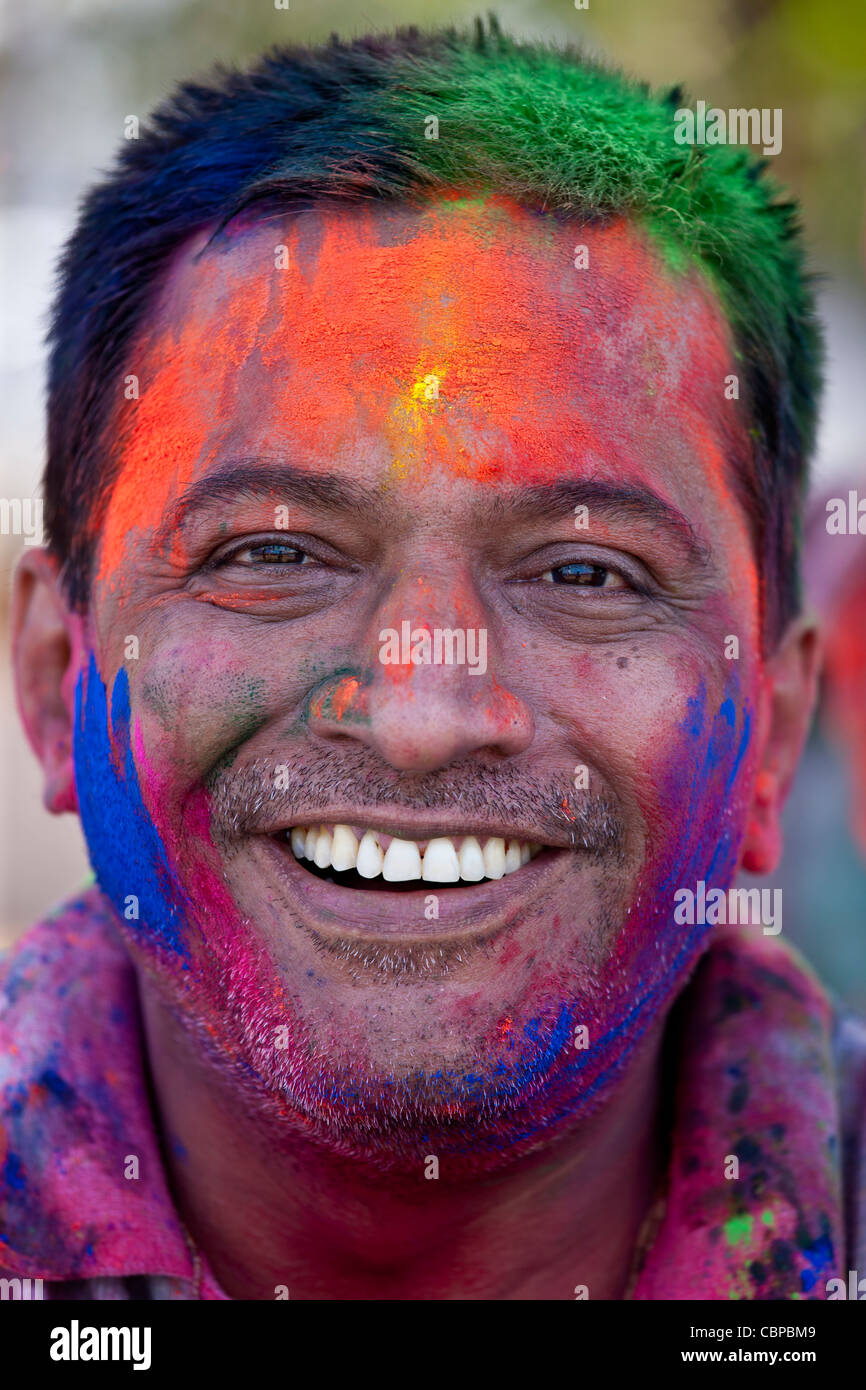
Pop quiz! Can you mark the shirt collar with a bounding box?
[632,925,843,1298]
[1,893,844,1298]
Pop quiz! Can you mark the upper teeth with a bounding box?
[288,825,539,883]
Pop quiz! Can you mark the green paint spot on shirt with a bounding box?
[724,1212,754,1246]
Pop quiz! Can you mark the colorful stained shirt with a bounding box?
[1,888,865,1301]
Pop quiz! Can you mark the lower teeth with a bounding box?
[295,854,537,889]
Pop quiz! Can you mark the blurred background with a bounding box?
[1,0,864,1006]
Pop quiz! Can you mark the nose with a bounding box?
[307,574,534,773]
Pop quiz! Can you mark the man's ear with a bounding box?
[11,548,88,815]
[739,613,822,876]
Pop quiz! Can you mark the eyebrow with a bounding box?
[157,461,711,569]
[492,480,712,569]
[155,462,382,550]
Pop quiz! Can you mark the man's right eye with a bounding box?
[217,540,316,567]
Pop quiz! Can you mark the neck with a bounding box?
[137,976,668,1300]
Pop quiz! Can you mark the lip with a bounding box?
[252,831,575,944]
[253,810,575,852]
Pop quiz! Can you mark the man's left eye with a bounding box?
[539,562,627,589]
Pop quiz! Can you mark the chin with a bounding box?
[202,976,633,1176]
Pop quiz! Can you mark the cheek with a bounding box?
[544,643,755,862]
[645,672,756,908]
[544,643,720,783]
[73,655,191,960]
[128,629,293,792]
[73,654,254,977]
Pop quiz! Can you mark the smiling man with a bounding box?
[3,23,865,1302]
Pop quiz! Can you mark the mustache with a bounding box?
[206,748,627,857]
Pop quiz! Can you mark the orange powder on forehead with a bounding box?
[95,253,275,591]
[96,201,752,601]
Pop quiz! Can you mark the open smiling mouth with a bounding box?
[255,819,571,946]
[282,824,543,892]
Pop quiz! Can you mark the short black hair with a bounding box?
[46,18,822,643]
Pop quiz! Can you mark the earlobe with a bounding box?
[11,548,86,816]
[738,616,822,876]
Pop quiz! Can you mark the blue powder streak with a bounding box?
[2,1153,26,1191]
[73,654,189,959]
[523,684,754,1125]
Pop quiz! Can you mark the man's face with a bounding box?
[74,196,760,1169]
